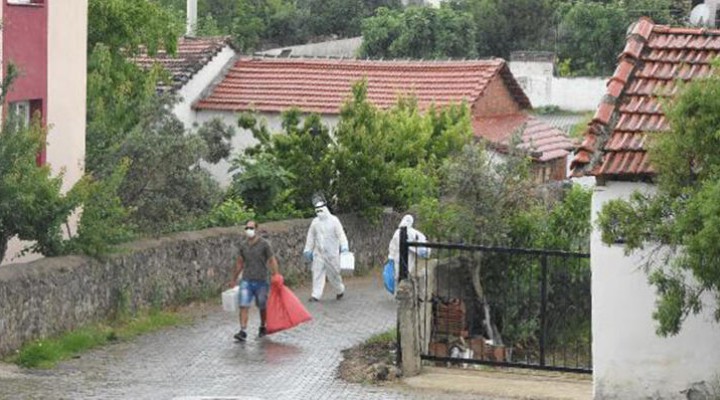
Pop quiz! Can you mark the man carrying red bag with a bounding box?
[228,220,280,341]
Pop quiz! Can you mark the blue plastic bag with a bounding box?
[383,259,395,294]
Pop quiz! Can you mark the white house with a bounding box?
[131,36,238,130]
[571,18,720,399]
[192,56,575,186]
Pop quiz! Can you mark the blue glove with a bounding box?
[303,250,313,262]
[418,248,430,259]
[340,244,349,253]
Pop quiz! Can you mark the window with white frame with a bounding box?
[8,100,31,128]
[7,0,44,5]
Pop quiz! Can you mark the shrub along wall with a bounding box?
[0,212,399,356]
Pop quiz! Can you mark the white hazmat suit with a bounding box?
[388,215,429,281]
[303,204,349,300]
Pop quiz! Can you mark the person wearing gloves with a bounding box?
[388,214,430,286]
[303,201,349,302]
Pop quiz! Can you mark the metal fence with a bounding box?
[399,227,592,374]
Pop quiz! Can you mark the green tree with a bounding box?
[556,0,680,76]
[234,81,472,217]
[331,81,472,214]
[0,67,77,260]
[232,110,335,215]
[556,0,630,76]
[360,5,477,59]
[89,0,181,56]
[111,97,223,234]
[597,65,720,336]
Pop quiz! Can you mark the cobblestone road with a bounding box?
[0,276,492,400]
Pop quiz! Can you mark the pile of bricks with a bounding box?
[429,298,506,362]
[433,298,467,337]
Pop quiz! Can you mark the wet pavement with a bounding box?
[0,275,493,400]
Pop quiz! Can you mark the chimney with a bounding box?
[708,0,720,27]
[186,0,197,37]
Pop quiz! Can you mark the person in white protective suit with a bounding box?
[303,201,349,302]
[388,214,430,285]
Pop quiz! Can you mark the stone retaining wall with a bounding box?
[0,212,399,356]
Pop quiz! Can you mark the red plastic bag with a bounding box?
[266,274,312,334]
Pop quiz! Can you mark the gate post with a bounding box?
[399,227,409,281]
[396,279,421,377]
[539,254,548,367]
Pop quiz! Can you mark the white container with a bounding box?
[340,252,355,272]
[222,286,239,312]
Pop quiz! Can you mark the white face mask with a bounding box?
[245,228,255,238]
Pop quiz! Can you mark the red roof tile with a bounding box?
[571,18,719,178]
[193,57,531,114]
[131,36,235,91]
[473,115,574,162]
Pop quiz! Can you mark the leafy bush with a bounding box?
[0,69,79,260]
[63,160,135,257]
[203,197,256,228]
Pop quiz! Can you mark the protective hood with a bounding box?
[398,215,414,229]
[315,205,331,220]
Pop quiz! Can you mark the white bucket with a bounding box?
[222,286,239,312]
[340,252,355,272]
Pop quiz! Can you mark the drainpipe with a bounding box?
[186,0,197,37]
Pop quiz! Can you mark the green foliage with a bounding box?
[0,93,78,260]
[155,0,399,52]
[233,81,471,217]
[203,197,256,228]
[597,63,720,335]
[360,5,478,59]
[230,151,292,215]
[510,184,593,251]
[429,142,536,244]
[557,0,682,76]
[112,97,223,234]
[89,0,181,56]
[332,82,472,213]
[365,328,397,345]
[12,311,185,369]
[196,118,236,164]
[86,44,169,173]
[556,0,629,76]
[63,160,134,257]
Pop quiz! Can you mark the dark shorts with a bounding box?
[238,279,269,310]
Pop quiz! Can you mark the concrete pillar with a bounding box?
[186,0,197,37]
[397,279,421,377]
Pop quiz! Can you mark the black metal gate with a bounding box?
[399,227,592,374]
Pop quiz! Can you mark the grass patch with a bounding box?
[568,112,594,139]
[9,310,187,369]
[365,328,397,346]
[532,106,587,116]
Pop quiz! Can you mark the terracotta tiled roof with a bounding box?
[474,114,574,162]
[193,56,530,114]
[570,18,720,179]
[131,36,235,91]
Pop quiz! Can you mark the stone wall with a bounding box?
[0,212,400,356]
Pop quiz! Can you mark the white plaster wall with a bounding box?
[193,110,340,187]
[550,77,607,112]
[592,181,720,399]
[509,61,607,112]
[174,46,236,130]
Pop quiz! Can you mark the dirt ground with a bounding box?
[337,337,400,384]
